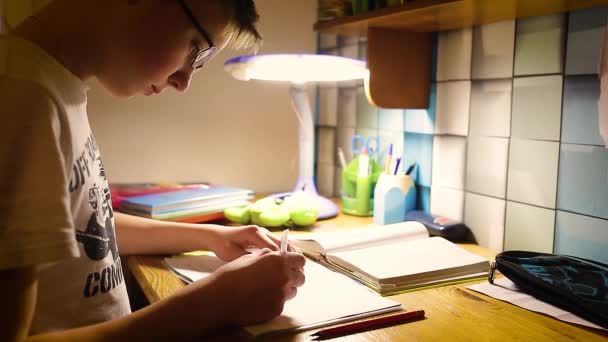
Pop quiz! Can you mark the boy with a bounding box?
[0,0,306,340]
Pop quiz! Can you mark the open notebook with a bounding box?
[293,222,490,295]
[165,254,402,336]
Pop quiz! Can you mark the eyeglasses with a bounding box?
[178,0,216,70]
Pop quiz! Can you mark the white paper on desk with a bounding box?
[467,278,606,331]
[165,255,402,336]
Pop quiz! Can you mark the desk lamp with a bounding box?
[224,54,369,219]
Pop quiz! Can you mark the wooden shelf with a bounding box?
[315,0,608,108]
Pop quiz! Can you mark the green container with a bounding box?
[341,156,383,216]
[351,0,369,14]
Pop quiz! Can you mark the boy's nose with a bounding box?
[168,67,195,93]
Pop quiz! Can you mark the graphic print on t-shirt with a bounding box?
[70,132,124,297]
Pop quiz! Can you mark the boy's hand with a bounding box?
[207,225,299,261]
[204,248,306,325]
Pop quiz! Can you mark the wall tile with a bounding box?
[339,36,360,46]
[316,162,335,197]
[507,139,559,208]
[565,7,608,75]
[319,34,338,49]
[511,75,563,141]
[437,28,473,81]
[562,76,604,146]
[464,193,506,253]
[320,47,340,56]
[557,144,608,220]
[435,81,471,136]
[340,42,359,59]
[472,20,516,79]
[334,166,343,196]
[378,108,404,132]
[469,79,512,137]
[431,186,465,222]
[337,87,357,128]
[466,136,509,198]
[405,83,436,134]
[358,41,367,61]
[432,136,467,190]
[504,201,555,253]
[555,211,608,264]
[356,87,378,129]
[336,127,356,162]
[317,127,336,165]
[318,83,338,126]
[418,185,431,213]
[404,133,433,187]
[514,14,566,76]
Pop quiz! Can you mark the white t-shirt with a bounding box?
[0,34,131,333]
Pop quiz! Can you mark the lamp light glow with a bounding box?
[225,54,369,220]
[225,54,368,83]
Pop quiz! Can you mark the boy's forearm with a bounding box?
[28,275,229,341]
[114,212,220,255]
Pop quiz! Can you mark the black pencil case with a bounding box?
[489,251,608,329]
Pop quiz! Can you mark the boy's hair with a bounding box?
[219,0,262,53]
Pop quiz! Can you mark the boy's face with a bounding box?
[97,1,232,98]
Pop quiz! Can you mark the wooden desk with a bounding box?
[127,211,608,341]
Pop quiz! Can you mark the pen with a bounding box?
[310,310,425,340]
[358,147,370,177]
[280,229,289,255]
[384,143,393,174]
[393,157,401,175]
[337,147,347,169]
[405,163,415,175]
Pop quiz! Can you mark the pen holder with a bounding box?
[341,157,383,216]
[373,173,417,225]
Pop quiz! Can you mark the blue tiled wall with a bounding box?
[315,7,608,261]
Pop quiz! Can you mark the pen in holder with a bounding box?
[373,172,417,225]
[341,156,383,216]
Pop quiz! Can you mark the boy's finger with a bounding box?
[285,286,298,301]
[285,252,306,269]
[289,268,306,287]
[253,247,272,256]
[287,242,303,255]
[250,229,279,251]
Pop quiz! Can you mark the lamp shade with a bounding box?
[224,54,368,84]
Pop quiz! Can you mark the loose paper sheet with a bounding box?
[165,255,402,336]
[467,277,606,331]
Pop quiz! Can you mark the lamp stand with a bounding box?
[269,84,339,220]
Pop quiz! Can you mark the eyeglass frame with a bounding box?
[177,0,217,70]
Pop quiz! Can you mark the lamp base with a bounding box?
[269,177,339,220]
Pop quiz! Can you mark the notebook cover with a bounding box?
[121,186,253,212]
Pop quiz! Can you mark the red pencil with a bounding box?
[310,309,425,340]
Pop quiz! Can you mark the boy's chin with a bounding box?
[98,81,141,99]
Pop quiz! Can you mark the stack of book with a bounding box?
[119,186,254,223]
[110,183,209,210]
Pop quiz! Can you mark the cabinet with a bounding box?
[315,0,608,108]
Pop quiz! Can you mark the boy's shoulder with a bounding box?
[0,34,86,104]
